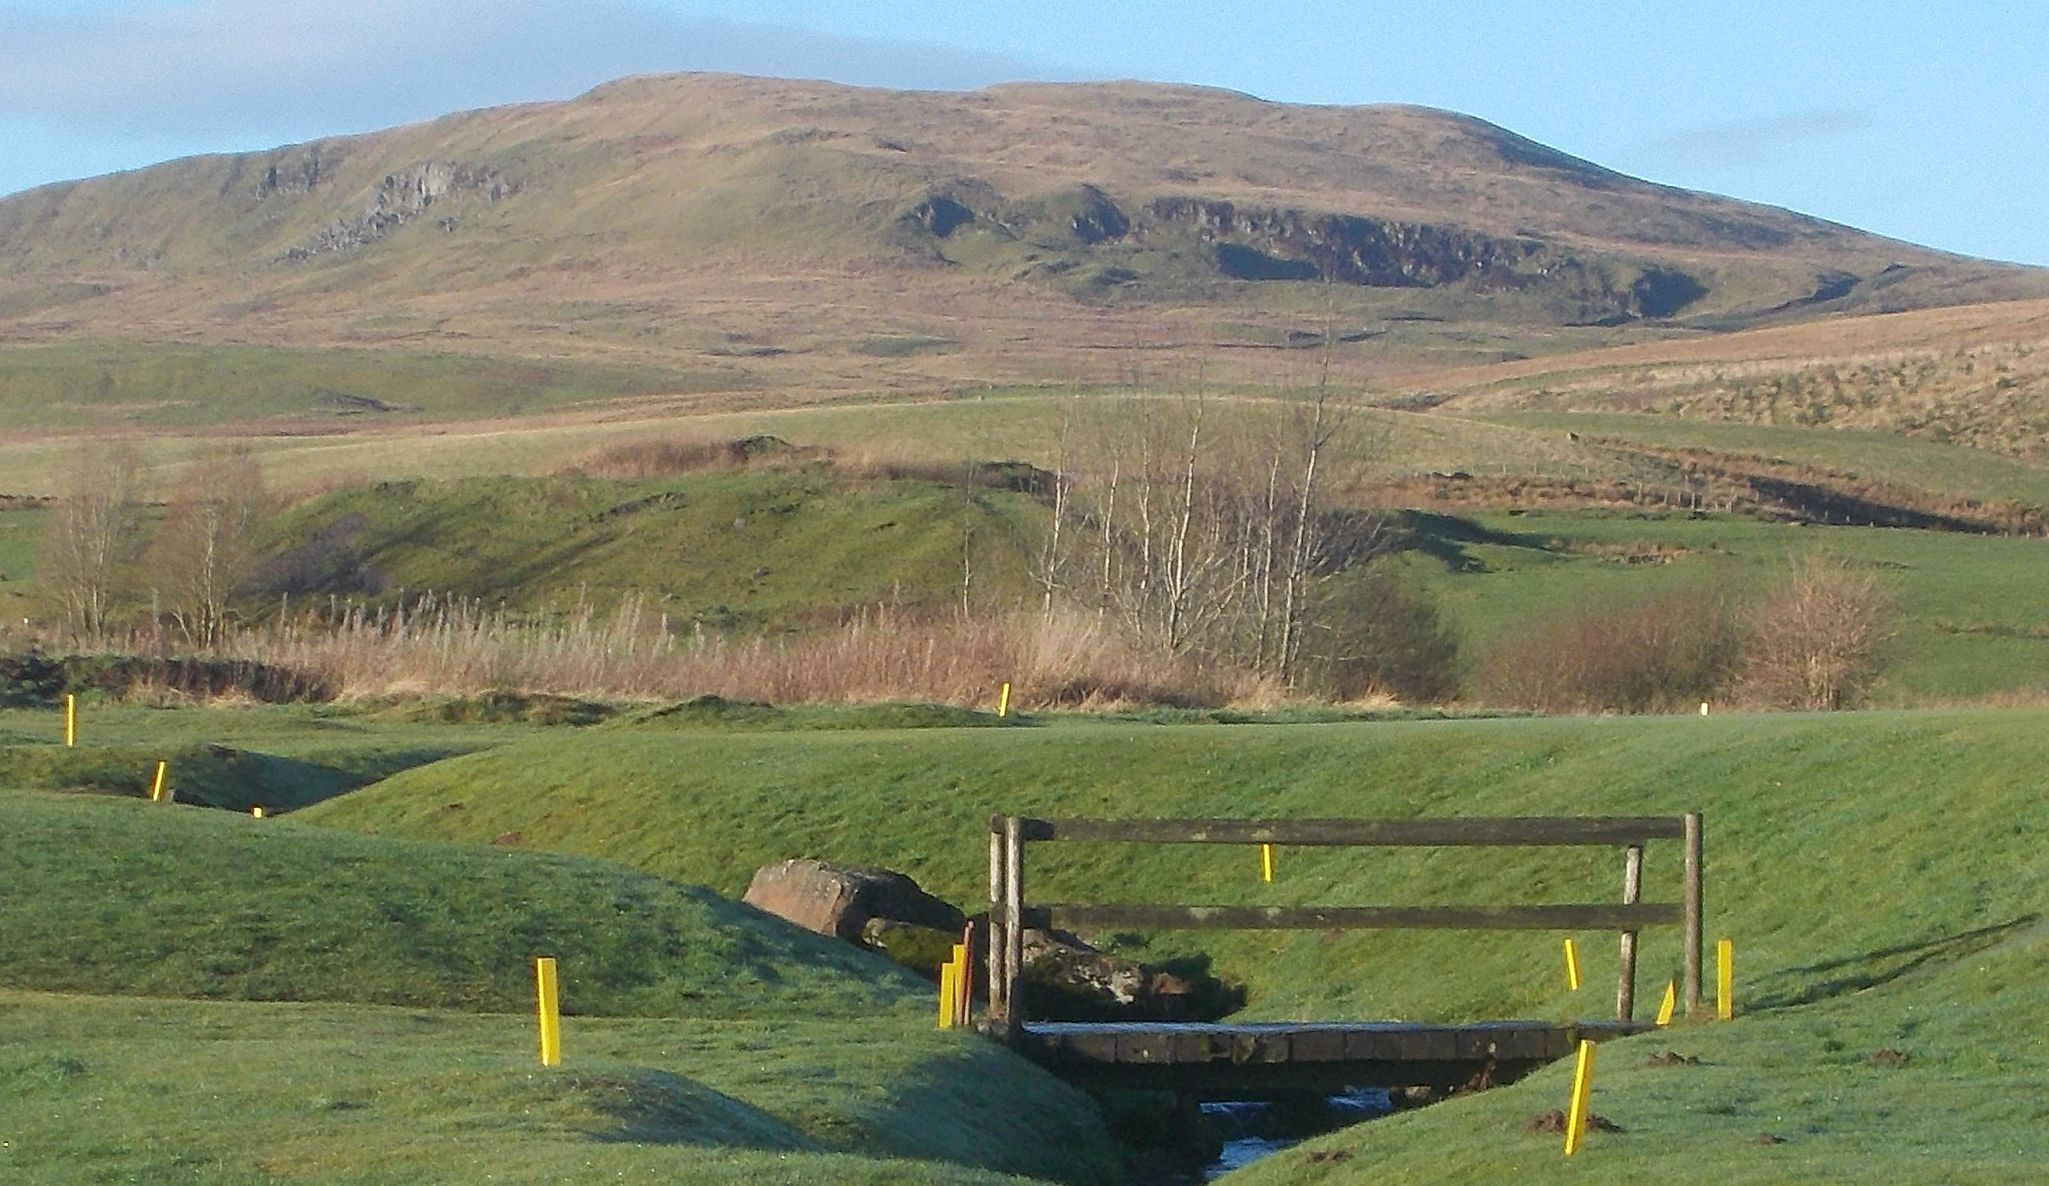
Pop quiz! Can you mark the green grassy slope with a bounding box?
[256,470,1044,625]
[1470,410,2049,507]
[0,785,1122,1184]
[300,706,2049,1183]
[1395,511,2049,703]
[306,709,2049,1022]
[0,990,1117,1186]
[0,702,536,811]
[1234,923,2048,1185]
[0,342,743,432]
[0,790,919,1016]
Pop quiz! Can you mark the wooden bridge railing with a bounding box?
[986,813,1703,1028]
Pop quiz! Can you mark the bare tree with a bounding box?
[1739,554,1899,710]
[39,441,144,642]
[148,445,273,649]
[1053,378,1379,686]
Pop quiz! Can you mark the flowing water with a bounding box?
[1200,1089,1393,1179]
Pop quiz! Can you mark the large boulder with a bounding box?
[742,859,966,943]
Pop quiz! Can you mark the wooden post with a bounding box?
[1002,815,1025,1030]
[1616,844,1643,1021]
[988,825,1008,1025]
[1682,812,1704,1015]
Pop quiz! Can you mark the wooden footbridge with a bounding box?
[982,813,1705,1098]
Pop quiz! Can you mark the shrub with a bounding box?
[1302,568,1460,703]
[1477,582,1746,713]
[1736,555,1900,709]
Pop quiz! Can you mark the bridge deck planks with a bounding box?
[1012,1019,1647,1096]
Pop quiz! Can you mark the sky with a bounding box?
[3,0,2044,265]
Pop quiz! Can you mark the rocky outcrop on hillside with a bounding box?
[285,162,518,259]
[900,183,1711,322]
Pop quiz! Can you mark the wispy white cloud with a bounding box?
[0,0,1061,138]
[1638,109,1871,169]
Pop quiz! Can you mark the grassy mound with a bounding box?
[0,702,521,812]
[255,470,1042,626]
[616,695,1016,732]
[1232,922,2049,1185]
[0,790,922,1017]
[307,709,2049,1025]
[0,990,1120,1185]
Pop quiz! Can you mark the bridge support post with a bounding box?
[988,823,1006,1026]
[987,815,1025,1032]
[1616,844,1643,1021]
[1682,812,1704,1015]
[1002,815,1025,1027]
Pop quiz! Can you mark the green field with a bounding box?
[3,700,2045,1182]
[1472,410,2049,508]
[1396,510,2049,703]
[0,341,746,432]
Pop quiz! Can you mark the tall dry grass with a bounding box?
[212,595,1260,709]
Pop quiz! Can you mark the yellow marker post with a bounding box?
[252,806,266,820]
[1563,937,1582,991]
[1656,980,1677,1027]
[997,682,1011,718]
[65,694,76,747]
[1717,939,1735,1020]
[937,960,959,1030]
[149,761,169,804]
[536,957,562,1066]
[1562,1039,1597,1156]
[1260,843,1274,883]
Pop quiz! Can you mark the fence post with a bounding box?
[988,822,1008,1025]
[1002,815,1025,1031]
[1683,812,1704,1015]
[1616,843,1643,1021]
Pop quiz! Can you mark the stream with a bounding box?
[1199,1089,1393,1179]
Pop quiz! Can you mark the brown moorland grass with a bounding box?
[1420,297,2049,458]
[197,598,1272,710]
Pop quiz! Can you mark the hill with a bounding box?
[4,74,2047,426]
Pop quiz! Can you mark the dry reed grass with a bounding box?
[208,595,1260,710]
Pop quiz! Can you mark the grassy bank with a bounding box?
[306,708,2049,1023]
[0,783,1122,1184]
[0,990,1118,1185]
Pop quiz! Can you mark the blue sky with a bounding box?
[3,0,2044,265]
